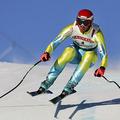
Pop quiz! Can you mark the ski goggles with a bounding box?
[76,18,92,26]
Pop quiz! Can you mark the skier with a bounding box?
[38,9,108,97]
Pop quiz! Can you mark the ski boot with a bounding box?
[37,87,45,94]
[61,88,77,98]
[60,90,69,98]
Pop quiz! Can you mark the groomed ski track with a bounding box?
[0,62,119,120]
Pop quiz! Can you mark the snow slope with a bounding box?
[0,62,119,120]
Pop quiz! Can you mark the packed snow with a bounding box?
[0,62,119,120]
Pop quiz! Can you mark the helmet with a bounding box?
[76,9,93,27]
[76,9,93,32]
[77,9,94,20]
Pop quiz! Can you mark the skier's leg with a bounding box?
[63,51,98,94]
[40,46,77,90]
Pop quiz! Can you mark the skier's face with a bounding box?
[76,18,92,33]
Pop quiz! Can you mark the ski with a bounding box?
[49,90,76,104]
[27,90,53,97]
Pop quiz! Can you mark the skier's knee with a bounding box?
[64,47,75,54]
[60,47,76,62]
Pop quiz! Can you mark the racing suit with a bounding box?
[40,22,108,94]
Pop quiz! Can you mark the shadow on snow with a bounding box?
[54,97,120,119]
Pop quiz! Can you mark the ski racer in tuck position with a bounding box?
[38,9,108,97]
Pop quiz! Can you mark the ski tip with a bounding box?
[49,90,77,104]
[27,91,30,94]
[49,100,54,104]
[72,89,77,93]
[26,91,34,96]
[26,91,40,97]
[49,100,58,105]
[26,90,53,97]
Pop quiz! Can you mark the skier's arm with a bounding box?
[45,24,73,55]
[95,30,108,68]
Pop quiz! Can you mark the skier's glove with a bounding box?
[40,52,51,62]
[94,66,105,77]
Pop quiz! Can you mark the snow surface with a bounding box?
[0,62,119,120]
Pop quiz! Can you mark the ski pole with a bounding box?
[0,60,41,99]
[102,76,120,89]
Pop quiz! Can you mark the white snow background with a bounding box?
[0,62,119,120]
